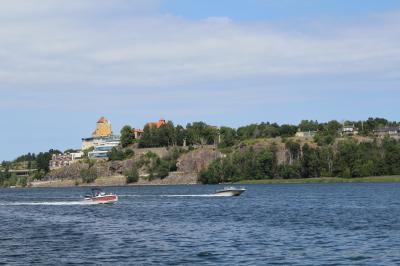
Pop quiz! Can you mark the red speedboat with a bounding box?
[85,188,118,204]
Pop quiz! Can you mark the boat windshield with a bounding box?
[224,186,245,190]
[91,188,103,196]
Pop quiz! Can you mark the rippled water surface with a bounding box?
[1,183,400,265]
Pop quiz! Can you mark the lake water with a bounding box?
[1,183,400,265]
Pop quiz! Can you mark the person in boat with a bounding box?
[91,188,102,197]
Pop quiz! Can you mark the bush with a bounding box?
[125,165,139,183]
[278,164,301,179]
[32,170,46,180]
[17,176,28,187]
[80,168,97,183]
[154,161,170,179]
[341,167,352,178]
[108,148,135,161]
[2,174,18,187]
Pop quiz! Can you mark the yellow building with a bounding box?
[92,116,113,137]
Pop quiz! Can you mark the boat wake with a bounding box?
[0,201,95,206]
[162,194,223,197]
[0,194,233,205]
[119,194,223,198]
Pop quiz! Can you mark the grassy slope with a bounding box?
[233,176,400,185]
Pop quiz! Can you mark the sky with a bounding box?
[1,0,400,160]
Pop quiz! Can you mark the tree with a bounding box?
[36,149,61,173]
[279,124,298,137]
[15,153,36,163]
[313,120,341,146]
[120,125,135,147]
[364,117,389,134]
[218,127,237,148]
[301,144,320,178]
[298,120,319,132]
[382,138,400,175]
[237,124,258,139]
[175,125,186,146]
[139,124,159,148]
[326,120,342,135]
[158,121,175,147]
[186,122,218,146]
[318,146,334,176]
[285,140,301,164]
[199,158,226,184]
[254,149,276,179]
[64,149,79,154]
[334,139,360,177]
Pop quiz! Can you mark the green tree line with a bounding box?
[200,138,400,184]
[0,149,61,187]
[120,117,397,149]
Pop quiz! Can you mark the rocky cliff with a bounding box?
[45,146,222,185]
[176,147,223,174]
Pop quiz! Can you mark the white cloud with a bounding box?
[0,1,399,95]
[2,1,400,160]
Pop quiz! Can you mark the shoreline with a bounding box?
[11,175,400,189]
[233,175,400,185]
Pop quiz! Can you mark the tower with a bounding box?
[92,116,113,137]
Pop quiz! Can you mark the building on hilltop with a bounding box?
[82,116,119,150]
[122,118,166,141]
[146,118,166,129]
[92,116,113,137]
[88,137,120,159]
[341,124,359,136]
[82,135,120,151]
[133,129,144,139]
[295,130,316,138]
[373,126,400,138]
[49,152,83,170]
[81,117,121,159]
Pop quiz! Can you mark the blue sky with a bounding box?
[1,0,400,160]
[163,0,400,21]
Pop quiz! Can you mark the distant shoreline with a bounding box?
[233,176,400,185]
[22,175,400,188]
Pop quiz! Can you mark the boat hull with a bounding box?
[85,195,118,204]
[214,189,245,197]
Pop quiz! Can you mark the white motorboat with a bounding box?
[214,186,246,197]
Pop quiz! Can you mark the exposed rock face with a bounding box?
[133,147,169,158]
[45,147,222,185]
[46,162,87,180]
[108,159,135,175]
[47,159,134,180]
[135,172,198,185]
[177,147,223,174]
[236,140,287,165]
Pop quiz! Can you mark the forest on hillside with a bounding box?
[1,117,400,186]
[199,138,400,184]
[119,117,397,149]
